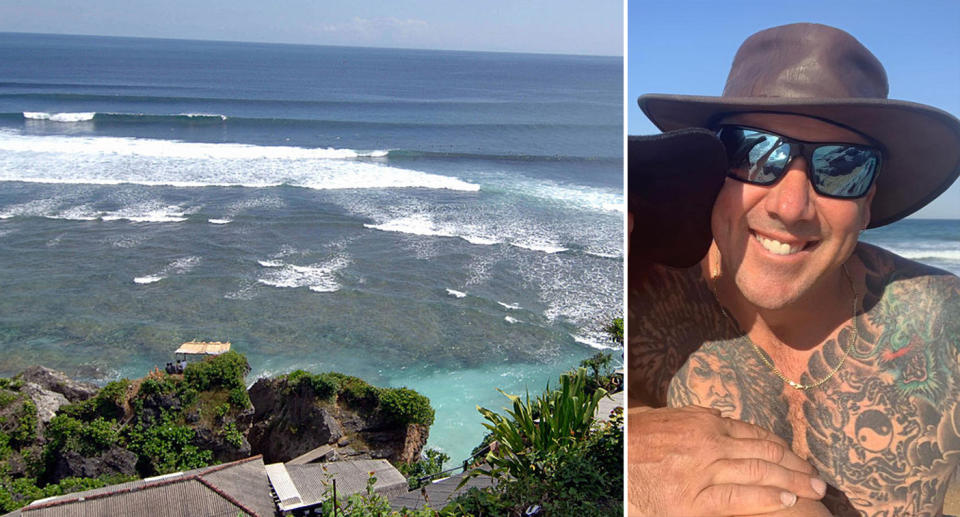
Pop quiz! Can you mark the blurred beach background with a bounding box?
[0,26,623,464]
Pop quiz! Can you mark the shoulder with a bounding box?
[856,242,960,311]
[855,242,960,383]
[628,261,724,407]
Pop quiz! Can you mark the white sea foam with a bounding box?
[101,204,188,223]
[585,249,621,259]
[890,248,960,262]
[571,333,618,350]
[257,260,283,268]
[0,198,61,219]
[483,172,623,214]
[510,240,568,254]
[446,289,467,298]
[133,256,201,285]
[497,302,521,310]
[364,214,455,238]
[224,281,257,300]
[181,113,228,121]
[257,256,348,293]
[0,131,478,192]
[460,235,500,245]
[208,218,232,225]
[23,112,96,122]
[505,316,519,324]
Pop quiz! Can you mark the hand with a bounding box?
[628,405,827,517]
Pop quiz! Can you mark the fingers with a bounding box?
[720,416,790,447]
[722,437,818,476]
[695,484,802,516]
[709,458,826,500]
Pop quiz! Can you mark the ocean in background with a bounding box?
[0,33,623,463]
[861,219,960,277]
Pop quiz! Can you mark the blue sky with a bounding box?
[0,0,623,56]
[628,0,960,218]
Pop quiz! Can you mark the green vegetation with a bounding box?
[446,368,623,516]
[604,317,623,345]
[183,351,250,392]
[321,473,440,517]
[579,351,621,394]
[398,448,450,489]
[45,416,120,456]
[281,370,435,426]
[0,352,256,512]
[379,387,434,427]
[126,416,213,474]
[0,474,137,513]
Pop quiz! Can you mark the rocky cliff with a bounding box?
[246,371,430,465]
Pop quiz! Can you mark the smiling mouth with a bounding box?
[752,231,817,256]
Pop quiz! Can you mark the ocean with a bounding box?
[861,219,960,277]
[0,33,624,463]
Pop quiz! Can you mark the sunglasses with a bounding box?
[716,125,881,199]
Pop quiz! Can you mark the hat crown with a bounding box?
[722,23,889,100]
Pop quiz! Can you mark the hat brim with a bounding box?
[639,94,960,228]
[629,129,726,268]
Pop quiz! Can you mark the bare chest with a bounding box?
[670,343,960,516]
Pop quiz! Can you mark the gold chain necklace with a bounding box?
[710,253,859,391]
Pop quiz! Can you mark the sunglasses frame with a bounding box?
[715,124,884,200]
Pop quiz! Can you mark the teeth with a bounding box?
[755,234,803,255]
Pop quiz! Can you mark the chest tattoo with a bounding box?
[665,247,960,517]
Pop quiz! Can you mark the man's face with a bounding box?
[711,113,876,310]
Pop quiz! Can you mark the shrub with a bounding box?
[379,388,434,427]
[45,416,120,456]
[9,400,37,447]
[604,317,623,344]
[285,370,339,400]
[227,386,249,409]
[449,380,622,516]
[183,351,249,392]
[220,422,244,449]
[0,390,18,409]
[321,474,440,517]
[126,416,213,475]
[61,379,130,421]
[397,448,450,489]
[475,368,605,480]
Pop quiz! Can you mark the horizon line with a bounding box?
[0,31,624,59]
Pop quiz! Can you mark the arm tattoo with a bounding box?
[628,263,734,407]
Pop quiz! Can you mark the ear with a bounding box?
[861,184,877,230]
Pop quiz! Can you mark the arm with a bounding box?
[628,262,730,407]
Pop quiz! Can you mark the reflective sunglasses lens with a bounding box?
[720,128,788,185]
[811,146,878,197]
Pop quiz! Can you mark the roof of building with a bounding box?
[265,459,407,513]
[10,456,274,517]
[595,389,624,422]
[174,341,231,356]
[388,471,496,511]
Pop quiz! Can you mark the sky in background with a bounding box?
[0,0,622,56]
[628,0,960,218]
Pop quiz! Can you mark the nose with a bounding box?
[764,157,816,223]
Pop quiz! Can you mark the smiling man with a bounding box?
[631,23,960,516]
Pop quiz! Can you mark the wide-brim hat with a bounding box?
[629,128,727,268]
[639,23,960,228]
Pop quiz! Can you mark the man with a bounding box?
[630,23,960,516]
[628,129,829,516]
